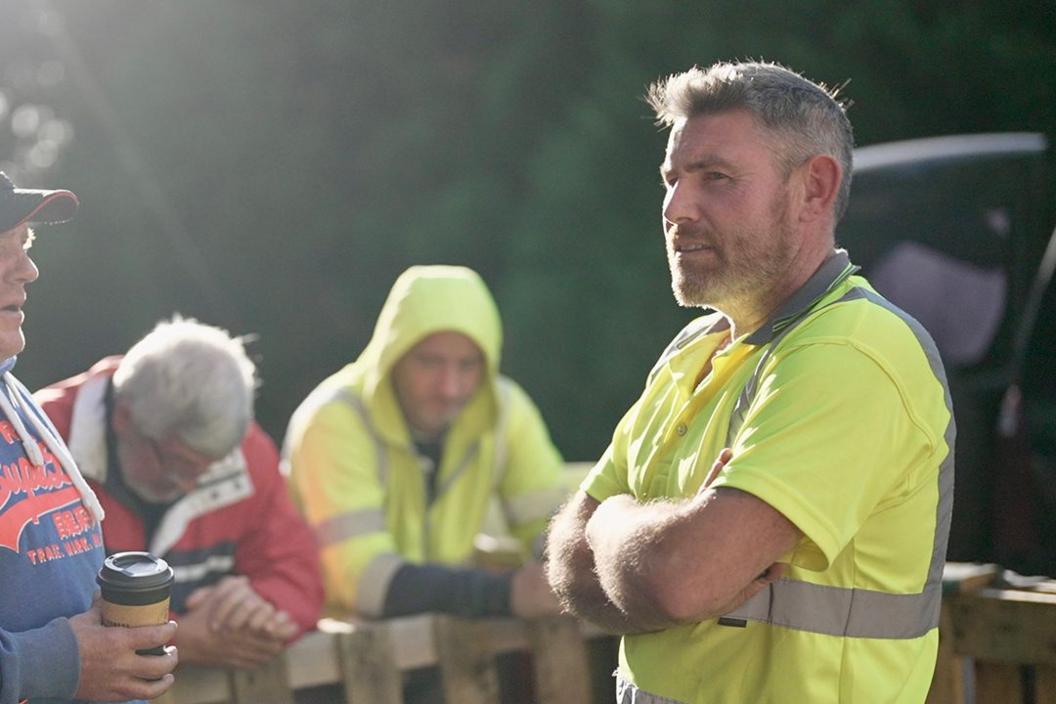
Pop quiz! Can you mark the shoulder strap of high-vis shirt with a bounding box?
[725,259,858,446]
[724,320,802,448]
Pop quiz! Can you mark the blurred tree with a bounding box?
[0,0,1052,462]
[500,0,1056,458]
[0,5,77,184]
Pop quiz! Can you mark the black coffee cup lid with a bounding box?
[98,551,174,590]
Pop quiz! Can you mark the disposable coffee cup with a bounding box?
[97,551,174,655]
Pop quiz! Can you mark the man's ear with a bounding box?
[798,154,842,223]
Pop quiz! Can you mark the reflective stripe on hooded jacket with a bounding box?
[284,266,566,615]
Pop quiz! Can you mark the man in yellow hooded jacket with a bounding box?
[285,265,566,624]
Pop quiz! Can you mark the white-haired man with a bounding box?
[546,62,954,703]
[0,172,177,703]
[36,317,324,669]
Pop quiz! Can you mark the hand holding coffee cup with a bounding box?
[97,551,175,655]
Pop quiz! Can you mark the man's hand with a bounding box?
[701,447,733,491]
[69,603,178,702]
[177,577,296,668]
[173,605,287,668]
[185,575,297,638]
[510,561,562,619]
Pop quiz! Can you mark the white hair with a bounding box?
[112,316,257,458]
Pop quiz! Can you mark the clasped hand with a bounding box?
[176,575,297,668]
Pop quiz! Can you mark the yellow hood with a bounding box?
[357,265,502,404]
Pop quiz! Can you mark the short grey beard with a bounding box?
[668,266,756,310]
[671,279,714,309]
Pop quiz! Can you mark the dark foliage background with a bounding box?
[1,1,1054,461]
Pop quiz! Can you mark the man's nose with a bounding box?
[663,180,700,226]
[12,252,39,285]
[438,367,466,399]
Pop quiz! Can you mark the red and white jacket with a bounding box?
[35,357,324,640]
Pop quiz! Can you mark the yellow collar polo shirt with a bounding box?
[583,251,955,704]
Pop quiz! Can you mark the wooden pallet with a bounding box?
[158,614,596,704]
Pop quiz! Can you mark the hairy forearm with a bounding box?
[545,496,663,634]
[586,490,794,624]
[546,536,643,633]
[586,494,696,624]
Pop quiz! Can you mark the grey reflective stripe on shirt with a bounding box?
[847,287,956,594]
[337,388,389,486]
[723,578,944,639]
[720,285,955,640]
[314,507,386,546]
[726,254,858,446]
[725,319,804,447]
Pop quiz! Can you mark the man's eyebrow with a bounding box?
[660,155,737,176]
[684,156,736,172]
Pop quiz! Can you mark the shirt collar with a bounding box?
[745,250,859,345]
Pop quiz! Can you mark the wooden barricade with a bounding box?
[948,587,1056,703]
[164,561,1056,704]
[332,618,402,703]
[526,617,593,704]
[162,614,597,704]
[928,564,1056,704]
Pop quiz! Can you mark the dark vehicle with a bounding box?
[838,133,1056,576]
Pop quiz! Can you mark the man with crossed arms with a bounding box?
[547,61,954,703]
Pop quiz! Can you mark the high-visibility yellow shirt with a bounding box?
[584,252,954,704]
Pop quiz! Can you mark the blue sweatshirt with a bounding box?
[0,357,106,704]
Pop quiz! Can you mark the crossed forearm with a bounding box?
[545,494,673,634]
[551,452,795,631]
[586,489,798,625]
[585,494,688,627]
[545,534,650,633]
